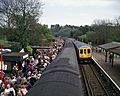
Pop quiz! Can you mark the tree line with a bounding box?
[51,16,120,46]
[0,0,53,51]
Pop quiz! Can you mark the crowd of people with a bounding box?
[0,39,64,96]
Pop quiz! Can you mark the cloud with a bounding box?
[40,0,120,26]
[44,0,115,7]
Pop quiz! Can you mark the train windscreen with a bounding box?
[88,49,90,54]
[80,49,83,54]
[84,49,86,54]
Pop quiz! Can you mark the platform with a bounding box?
[92,52,120,88]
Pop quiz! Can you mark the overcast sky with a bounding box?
[40,0,120,27]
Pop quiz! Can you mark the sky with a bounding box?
[40,0,120,27]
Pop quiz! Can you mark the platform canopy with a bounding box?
[99,42,120,67]
[109,47,120,56]
[99,42,120,51]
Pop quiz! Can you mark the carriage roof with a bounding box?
[74,41,91,49]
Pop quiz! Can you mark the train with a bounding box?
[70,38,92,63]
[26,38,84,96]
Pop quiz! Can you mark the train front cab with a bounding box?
[79,48,92,63]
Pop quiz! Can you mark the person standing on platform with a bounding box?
[109,53,113,63]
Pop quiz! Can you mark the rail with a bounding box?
[81,64,108,96]
[80,57,120,96]
[92,57,120,95]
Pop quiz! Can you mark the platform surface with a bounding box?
[93,52,120,88]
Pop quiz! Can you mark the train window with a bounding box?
[88,49,90,54]
[80,49,83,54]
[84,49,86,54]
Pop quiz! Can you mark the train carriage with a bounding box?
[26,38,84,96]
[71,39,92,63]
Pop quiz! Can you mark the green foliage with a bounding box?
[0,35,8,45]
[0,0,53,49]
[51,24,62,36]
[0,0,43,48]
[10,42,22,52]
[90,24,120,45]
[51,17,120,45]
[26,46,33,55]
[51,24,80,37]
[78,34,88,43]
[86,31,96,42]
[28,24,53,46]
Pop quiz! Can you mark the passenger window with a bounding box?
[88,49,90,54]
[84,49,86,54]
[80,49,83,54]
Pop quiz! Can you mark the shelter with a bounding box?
[3,52,28,72]
[31,46,52,57]
[99,42,120,67]
[109,47,120,56]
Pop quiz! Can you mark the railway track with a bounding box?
[80,63,120,96]
[81,64,108,96]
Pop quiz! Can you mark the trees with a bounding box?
[0,0,43,28]
[86,18,120,45]
[0,0,43,48]
[28,24,53,46]
[51,17,120,45]
[114,16,120,26]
